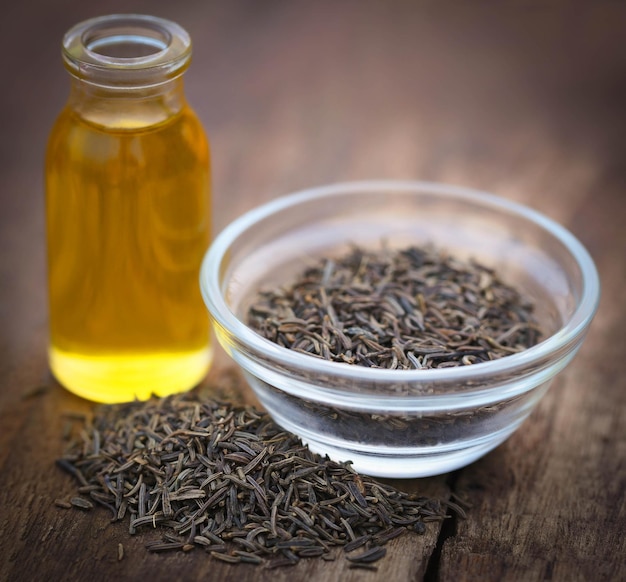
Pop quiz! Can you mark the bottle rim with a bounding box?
[62,14,192,88]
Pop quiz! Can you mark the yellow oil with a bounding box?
[46,105,211,403]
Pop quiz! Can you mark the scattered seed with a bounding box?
[346,546,387,563]
[70,497,93,510]
[211,551,241,564]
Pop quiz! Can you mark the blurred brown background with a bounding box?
[2,0,624,364]
[1,2,625,580]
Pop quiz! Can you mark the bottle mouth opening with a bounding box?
[62,14,191,87]
[85,33,169,60]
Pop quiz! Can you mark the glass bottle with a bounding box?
[46,14,212,403]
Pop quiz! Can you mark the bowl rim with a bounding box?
[200,180,601,386]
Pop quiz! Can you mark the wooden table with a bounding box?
[1,1,624,580]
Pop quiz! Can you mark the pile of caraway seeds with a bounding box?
[56,383,460,570]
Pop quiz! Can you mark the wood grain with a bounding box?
[1,1,625,581]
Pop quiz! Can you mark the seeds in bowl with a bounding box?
[247,243,542,369]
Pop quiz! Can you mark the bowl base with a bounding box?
[269,407,522,478]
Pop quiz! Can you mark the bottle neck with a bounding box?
[68,76,187,130]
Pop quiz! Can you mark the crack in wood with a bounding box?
[423,470,462,582]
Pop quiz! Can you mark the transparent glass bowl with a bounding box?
[200,181,600,477]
